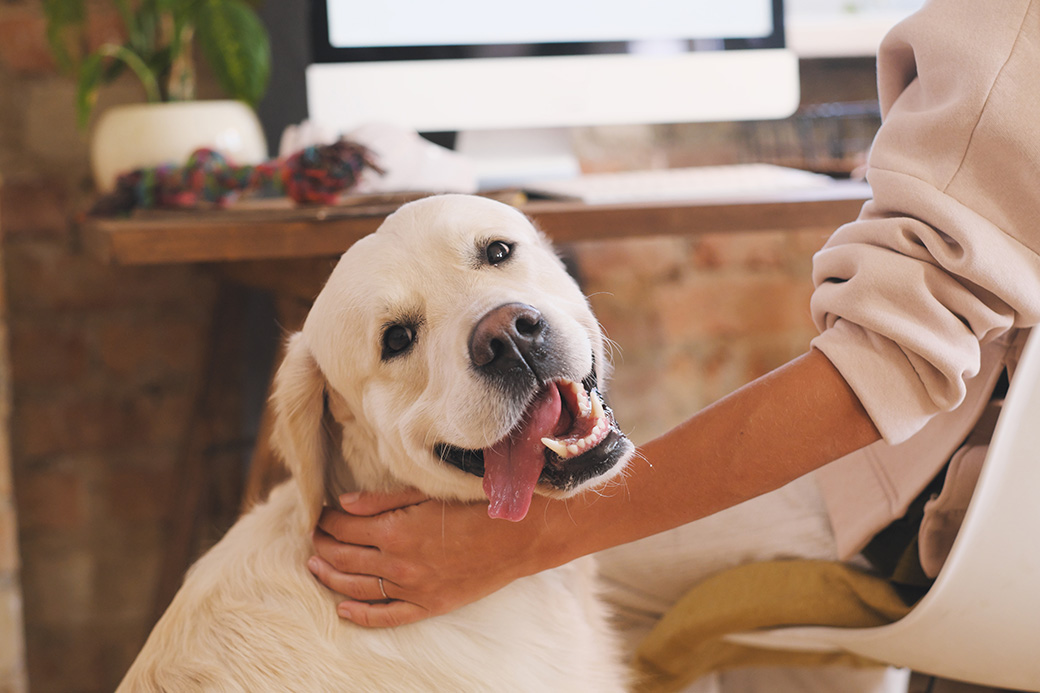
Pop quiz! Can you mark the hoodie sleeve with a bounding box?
[810,0,1040,443]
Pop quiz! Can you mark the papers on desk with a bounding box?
[522,164,857,205]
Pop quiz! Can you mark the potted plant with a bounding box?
[44,0,272,191]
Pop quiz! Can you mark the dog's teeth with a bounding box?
[570,381,591,416]
[591,392,605,420]
[541,391,614,462]
[542,438,571,458]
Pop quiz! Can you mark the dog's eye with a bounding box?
[382,324,415,358]
[485,240,513,265]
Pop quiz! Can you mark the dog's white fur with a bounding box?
[117,195,632,691]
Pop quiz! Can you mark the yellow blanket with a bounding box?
[632,560,913,693]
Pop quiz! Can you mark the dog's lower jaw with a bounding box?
[323,462,360,505]
[324,418,411,502]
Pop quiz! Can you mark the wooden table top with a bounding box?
[79,183,872,266]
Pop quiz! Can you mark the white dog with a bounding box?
[117,194,636,691]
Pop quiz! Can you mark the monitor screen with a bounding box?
[323,0,773,51]
[304,0,798,186]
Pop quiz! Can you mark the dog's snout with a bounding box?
[469,303,546,375]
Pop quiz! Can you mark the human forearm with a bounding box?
[529,348,881,572]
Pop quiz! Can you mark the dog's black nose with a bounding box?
[469,303,547,377]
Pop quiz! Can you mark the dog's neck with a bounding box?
[321,400,398,501]
[321,384,412,503]
[321,399,359,502]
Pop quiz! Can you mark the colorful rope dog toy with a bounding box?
[91,139,382,216]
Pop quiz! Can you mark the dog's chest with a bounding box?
[331,559,627,691]
[121,486,628,691]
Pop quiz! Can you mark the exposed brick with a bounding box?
[745,334,815,381]
[12,387,193,459]
[84,7,126,53]
[656,273,816,342]
[0,7,55,75]
[23,80,86,169]
[586,293,663,361]
[6,238,215,314]
[0,4,126,77]
[691,231,791,272]
[0,183,70,241]
[574,235,690,290]
[606,356,694,444]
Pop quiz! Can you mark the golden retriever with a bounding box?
[117,194,635,691]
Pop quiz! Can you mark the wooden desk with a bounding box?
[79,184,871,621]
[81,184,872,265]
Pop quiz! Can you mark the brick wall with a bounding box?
[0,182,28,693]
[571,227,834,447]
[5,189,217,692]
[0,2,223,690]
[0,1,879,690]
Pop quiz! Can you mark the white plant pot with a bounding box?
[90,100,268,193]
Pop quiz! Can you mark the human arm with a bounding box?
[309,348,880,627]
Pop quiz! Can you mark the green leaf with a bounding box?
[75,52,105,129]
[158,0,199,13]
[42,0,87,74]
[76,43,162,127]
[110,0,135,39]
[194,0,270,106]
[95,43,163,103]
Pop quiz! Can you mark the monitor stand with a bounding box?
[455,127,581,190]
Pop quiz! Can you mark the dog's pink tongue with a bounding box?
[482,384,561,522]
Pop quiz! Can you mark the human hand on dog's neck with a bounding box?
[310,348,880,628]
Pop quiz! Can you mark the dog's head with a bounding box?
[272,194,633,525]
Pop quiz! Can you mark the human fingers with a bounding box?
[315,492,434,548]
[312,497,548,628]
[309,532,443,627]
[336,598,432,629]
[312,522,385,575]
[337,488,431,516]
[316,505,387,548]
[306,554,391,603]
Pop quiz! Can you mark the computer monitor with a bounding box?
[305,0,799,187]
[786,0,926,58]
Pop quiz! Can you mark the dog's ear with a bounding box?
[270,332,332,528]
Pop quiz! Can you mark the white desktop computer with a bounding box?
[304,0,801,189]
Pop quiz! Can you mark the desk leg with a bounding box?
[151,283,248,624]
[239,296,311,513]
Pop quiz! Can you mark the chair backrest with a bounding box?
[728,328,1040,690]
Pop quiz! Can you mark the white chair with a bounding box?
[727,329,1040,691]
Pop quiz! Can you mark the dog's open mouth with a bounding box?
[435,372,629,522]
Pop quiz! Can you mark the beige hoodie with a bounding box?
[809,0,1040,558]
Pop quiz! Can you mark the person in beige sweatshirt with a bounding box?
[306,1,1040,690]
